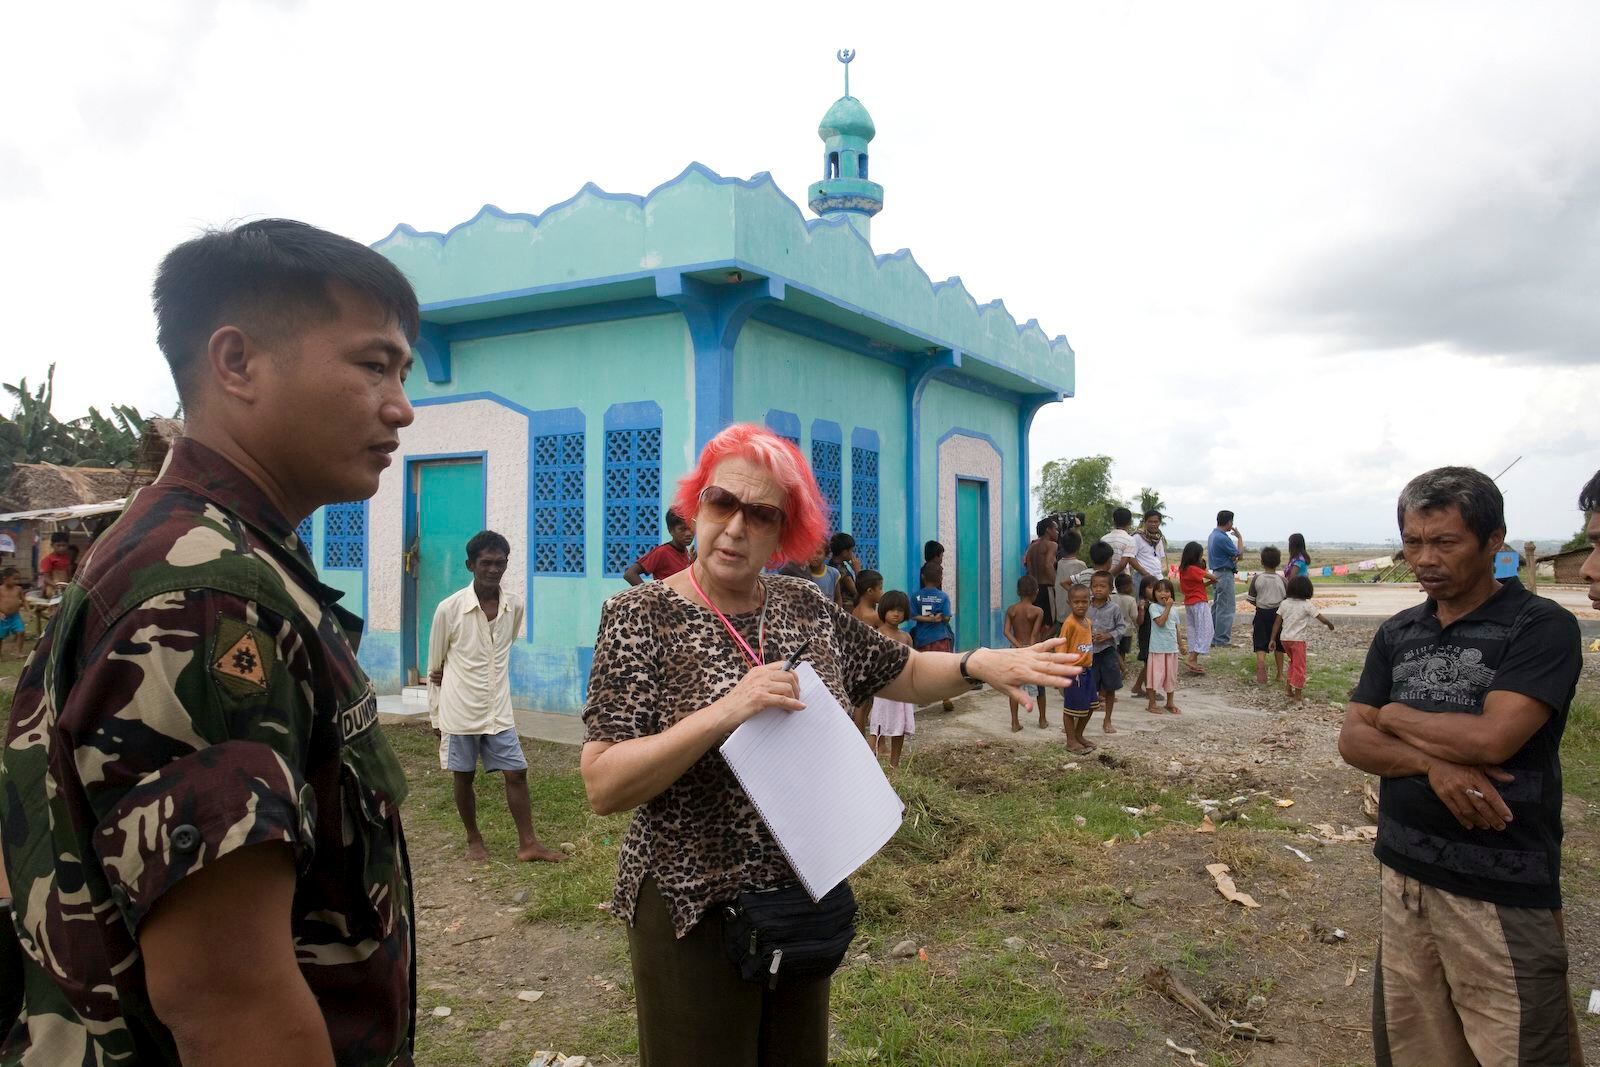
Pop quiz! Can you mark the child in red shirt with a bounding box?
[1178,541,1215,674]
[622,509,693,585]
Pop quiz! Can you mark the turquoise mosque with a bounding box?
[301,56,1077,712]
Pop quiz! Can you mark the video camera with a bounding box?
[1047,511,1087,532]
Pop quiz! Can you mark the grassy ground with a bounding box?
[3,637,1596,1065]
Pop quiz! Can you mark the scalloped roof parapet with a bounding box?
[374,162,1073,393]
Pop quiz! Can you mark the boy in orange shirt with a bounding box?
[1057,582,1097,752]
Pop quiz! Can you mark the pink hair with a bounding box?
[673,423,829,567]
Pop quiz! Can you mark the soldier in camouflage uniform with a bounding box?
[0,219,420,1065]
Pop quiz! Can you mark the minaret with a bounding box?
[807,49,884,242]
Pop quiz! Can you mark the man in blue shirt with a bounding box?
[1207,511,1245,646]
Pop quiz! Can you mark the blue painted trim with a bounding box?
[412,390,538,418]
[655,272,784,451]
[604,399,663,431]
[850,426,880,451]
[402,451,489,680]
[441,298,674,342]
[749,304,913,370]
[415,321,451,384]
[764,409,801,442]
[906,352,960,591]
[810,419,842,445]
[403,393,538,642]
[1019,393,1060,575]
[934,425,1006,456]
[529,407,584,437]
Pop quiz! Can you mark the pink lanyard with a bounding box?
[686,564,766,668]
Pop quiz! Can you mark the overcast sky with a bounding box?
[4,1,1596,543]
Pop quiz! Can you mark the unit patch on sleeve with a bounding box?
[211,616,275,694]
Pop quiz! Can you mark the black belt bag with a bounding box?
[721,880,857,989]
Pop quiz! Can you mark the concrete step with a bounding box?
[401,685,429,706]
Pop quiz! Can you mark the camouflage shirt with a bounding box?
[0,438,414,1065]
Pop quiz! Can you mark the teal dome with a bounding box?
[818,95,876,142]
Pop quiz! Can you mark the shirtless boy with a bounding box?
[1003,575,1047,730]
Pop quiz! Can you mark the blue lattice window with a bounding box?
[604,424,663,576]
[851,445,879,569]
[294,515,314,551]
[533,431,585,575]
[323,502,365,570]
[811,420,843,539]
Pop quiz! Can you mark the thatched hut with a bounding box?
[0,463,134,580]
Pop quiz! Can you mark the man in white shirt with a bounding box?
[1099,508,1139,581]
[1131,509,1168,587]
[428,531,565,864]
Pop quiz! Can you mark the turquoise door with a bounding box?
[955,479,990,651]
[408,459,485,677]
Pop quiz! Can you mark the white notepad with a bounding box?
[720,662,905,901]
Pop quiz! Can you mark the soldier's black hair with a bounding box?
[465,530,511,563]
[153,219,420,403]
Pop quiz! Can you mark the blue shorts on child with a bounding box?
[1061,668,1097,716]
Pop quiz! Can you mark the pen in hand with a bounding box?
[782,639,812,672]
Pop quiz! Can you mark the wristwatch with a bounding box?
[958,649,984,689]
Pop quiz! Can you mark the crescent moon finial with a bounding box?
[836,48,856,65]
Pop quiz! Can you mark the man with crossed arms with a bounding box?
[1339,466,1584,1066]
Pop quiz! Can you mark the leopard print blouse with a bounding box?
[583,574,911,938]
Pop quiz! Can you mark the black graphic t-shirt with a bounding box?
[1351,578,1582,908]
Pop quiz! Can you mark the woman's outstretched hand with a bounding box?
[714,662,807,731]
[967,639,1081,710]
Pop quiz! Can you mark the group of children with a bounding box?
[999,536,1334,753]
[1005,564,1182,753]
[1181,540,1334,699]
[846,543,954,768]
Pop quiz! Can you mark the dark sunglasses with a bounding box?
[699,485,786,533]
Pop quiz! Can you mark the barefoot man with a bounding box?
[429,530,566,863]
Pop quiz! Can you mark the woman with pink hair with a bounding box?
[581,423,1079,1064]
